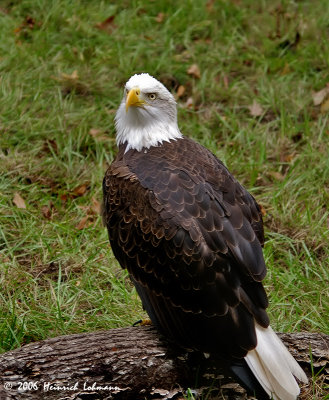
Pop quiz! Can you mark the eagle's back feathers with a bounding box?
[103,136,270,357]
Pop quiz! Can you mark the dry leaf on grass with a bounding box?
[13,192,26,209]
[76,215,90,230]
[176,85,186,98]
[41,205,52,220]
[206,0,215,12]
[60,70,79,81]
[76,198,101,230]
[88,128,109,141]
[268,171,285,181]
[155,12,165,23]
[72,183,89,197]
[185,97,194,109]
[187,64,201,79]
[60,193,68,203]
[78,201,101,216]
[95,16,117,33]
[89,128,102,137]
[59,183,90,204]
[320,98,329,113]
[14,16,38,36]
[312,86,329,106]
[51,70,91,96]
[282,153,296,163]
[91,197,101,215]
[223,75,229,89]
[51,70,79,86]
[281,63,291,75]
[248,100,263,117]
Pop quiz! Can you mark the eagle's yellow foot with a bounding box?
[140,318,152,326]
[132,319,152,327]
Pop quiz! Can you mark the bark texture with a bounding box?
[0,326,327,400]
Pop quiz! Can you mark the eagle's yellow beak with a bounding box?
[125,87,146,112]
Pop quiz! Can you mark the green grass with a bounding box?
[1,0,329,397]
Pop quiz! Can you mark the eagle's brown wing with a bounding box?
[103,137,269,358]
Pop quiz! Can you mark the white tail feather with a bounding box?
[245,324,308,400]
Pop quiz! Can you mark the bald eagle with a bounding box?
[103,73,308,399]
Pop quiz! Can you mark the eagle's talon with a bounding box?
[140,318,152,326]
[133,319,152,327]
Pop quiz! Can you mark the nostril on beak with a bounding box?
[136,89,140,96]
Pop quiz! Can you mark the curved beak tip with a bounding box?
[125,87,141,112]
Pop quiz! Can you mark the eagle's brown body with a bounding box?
[103,136,270,359]
[102,73,308,399]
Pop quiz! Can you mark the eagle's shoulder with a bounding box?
[104,136,266,281]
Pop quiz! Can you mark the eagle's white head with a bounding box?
[115,73,182,152]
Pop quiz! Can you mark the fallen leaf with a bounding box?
[88,128,109,141]
[281,63,291,75]
[13,192,26,209]
[95,15,117,33]
[185,97,194,109]
[320,98,329,113]
[76,215,89,230]
[282,152,296,163]
[268,171,285,181]
[312,86,329,106]
[92,197,101,215]
[248,100,263,117]
[60,193,68,203]
[176,85,186,98]
[223,75,229,90]
[187,64,201,79]
[174,49,192,62]
[14,16,37,36]
[73,183,89,197]
[61,70,79,81]
[155,12,165,23]
[206,0,215,12]
[41,205,52,219]
[89,128,102,137]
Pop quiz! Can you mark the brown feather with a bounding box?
[103,136,268,359]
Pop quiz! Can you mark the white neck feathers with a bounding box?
[115,102,182,152]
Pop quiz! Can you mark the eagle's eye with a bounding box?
[148,93,157,100]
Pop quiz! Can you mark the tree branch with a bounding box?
[0,326,328,399]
